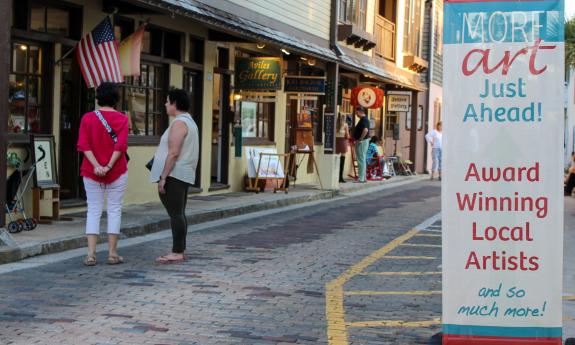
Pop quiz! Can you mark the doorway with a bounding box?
[183,69,203,189]
[210,72,231,188]
[58,51,85,200]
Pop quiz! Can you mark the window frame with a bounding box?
[25,0,82,40]
[338,0,349,23]
[8,40,52,140]
[141,23,184,63]
[240,100,275,145]
[385,112,399,134]
[338,0,368,30]
[117,62,168,145]
[403,0,422,56]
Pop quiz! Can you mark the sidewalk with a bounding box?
[0,175,428,264]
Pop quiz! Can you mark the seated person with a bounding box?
[366,136,390,178]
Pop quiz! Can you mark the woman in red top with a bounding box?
[77,82,129,266]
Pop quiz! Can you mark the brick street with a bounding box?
[1,182,574,345]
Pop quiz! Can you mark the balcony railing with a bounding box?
[374,15,396,61]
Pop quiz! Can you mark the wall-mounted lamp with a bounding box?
[20,45,27,51]
[281,48,291,55]
[233,93,242,101]
[256,42,266,49]
[307,58,316,66]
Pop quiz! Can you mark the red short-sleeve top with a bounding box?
[77,110,129,184]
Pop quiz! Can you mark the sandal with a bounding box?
[155,253,186,264]
[83,255,97,266]
[107,255,124,265]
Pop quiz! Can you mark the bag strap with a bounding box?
[94,110,117,143]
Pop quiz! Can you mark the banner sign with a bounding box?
[235,57,281,90]
[351,86,384,109]
[442,1,564,344]
[284,76,326,93]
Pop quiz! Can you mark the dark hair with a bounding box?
[370,136,379,144]
[167,88,190,111]
[356,107,367,114]
[96,82,120,107]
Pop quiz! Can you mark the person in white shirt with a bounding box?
[150,89,199,264]
[425,121,442,180]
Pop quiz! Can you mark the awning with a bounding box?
[339,54,427,92]
[133,0,339,62]
[133,0,426,91]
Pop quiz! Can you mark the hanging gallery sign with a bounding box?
[235,57,282,90]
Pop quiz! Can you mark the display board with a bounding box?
[442,1,565,344]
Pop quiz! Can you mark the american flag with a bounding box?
[76,17,123,88]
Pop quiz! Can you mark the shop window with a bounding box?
[184,69,202,118]
[385,112,399,136]
[9,42,46,134]
[371,108,383,139]
[114,16,134,42]
[217,47,229,69]
[298,99,323,144]
[241,101,274,141]
[189,37,204,64]
[118,63,167,137]
[25,1,81,39]
[142,25,182,61]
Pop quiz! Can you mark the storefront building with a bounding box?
[0,0,430,226]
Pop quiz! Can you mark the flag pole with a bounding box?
[55,8,119,66]
[54,47,75,65]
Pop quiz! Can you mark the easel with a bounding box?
[246,152,293,194]
[289,150,324,190]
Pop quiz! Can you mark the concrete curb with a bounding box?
[0,175,426,264]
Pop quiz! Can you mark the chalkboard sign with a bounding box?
[324,113,335,152]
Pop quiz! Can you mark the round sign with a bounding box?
[357,88,377,108]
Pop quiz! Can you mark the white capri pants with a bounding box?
[83,173,128,235]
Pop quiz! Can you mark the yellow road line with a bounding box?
[381,255,437,260]
[347,318,441,328]
[414,233,442,238]
[345,290,442,296]
[326,228,420,345]
[359,271,441,276]
[400,243,442,248]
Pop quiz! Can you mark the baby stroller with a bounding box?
[5,152,37,233]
